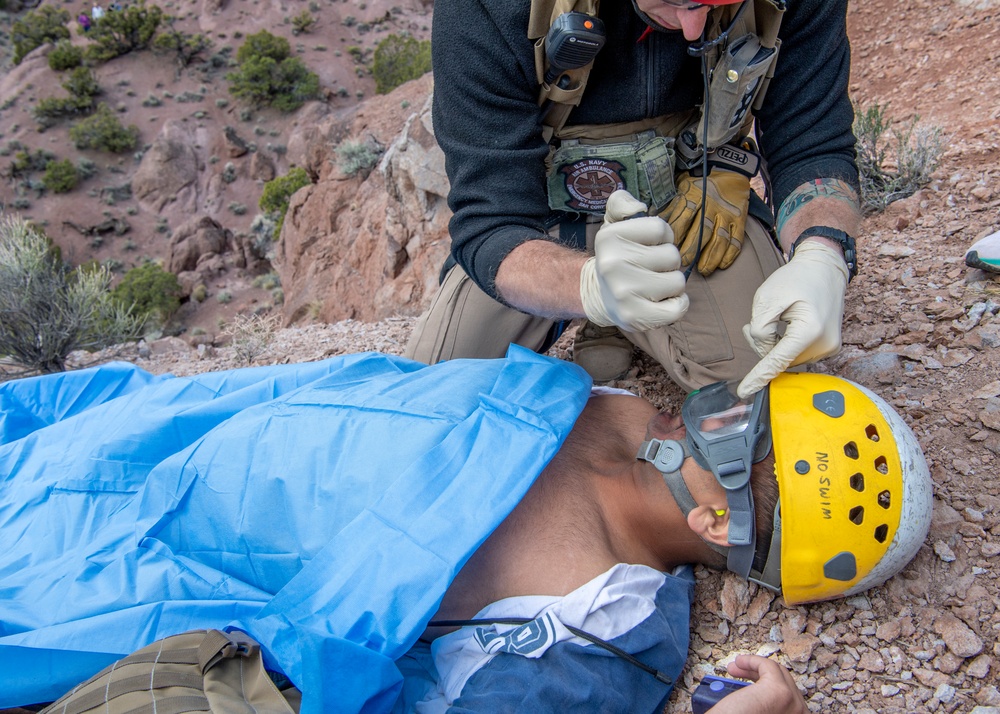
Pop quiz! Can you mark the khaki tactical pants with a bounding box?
[404,217,783,392]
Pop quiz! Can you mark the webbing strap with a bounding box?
[57,673,206,714]
[119,648,201,667]
[636,439,728,559]
[121,697,212,714]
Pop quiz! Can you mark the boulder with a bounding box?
[133,121,201,213]
[167,215,231,274]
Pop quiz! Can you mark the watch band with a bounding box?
[788,226,858,282]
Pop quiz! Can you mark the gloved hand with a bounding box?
[580,190,689,333]
[663,168,751,277]
[737,241,849,399]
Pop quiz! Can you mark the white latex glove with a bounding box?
[737,241,849,399]
[580,190,689,332]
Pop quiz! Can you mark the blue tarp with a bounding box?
[0,347,592,712]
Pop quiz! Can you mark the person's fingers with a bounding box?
[604,190,648,223]
[605,216,673,246]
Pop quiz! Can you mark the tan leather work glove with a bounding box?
[580,190,690,333]
[662,168,751,277]
[736,242,850,399]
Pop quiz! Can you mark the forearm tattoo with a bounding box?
[776,178,860,237]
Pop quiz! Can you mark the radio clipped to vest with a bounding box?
[531,0,786,152]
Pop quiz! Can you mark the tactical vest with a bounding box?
[530,0,786,149]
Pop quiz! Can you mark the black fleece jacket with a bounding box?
[431,0,859,300]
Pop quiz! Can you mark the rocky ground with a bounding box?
[3,0,1000,712]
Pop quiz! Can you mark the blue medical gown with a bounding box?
[0,347,592,712]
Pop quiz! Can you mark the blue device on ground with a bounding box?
[691,675,751,713]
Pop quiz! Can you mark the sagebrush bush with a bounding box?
[42,159,80,193]
[0,215,144,373]
[259,166,311,237]
[48,40,84,71]
[10,148,55,177]
[12,6,70,65]
[335,138,384,179]
[227,30,320,111]
[69,104,140,152]
[854,101,943,214]
[111,261,182,327]
[223,312,279,366]
[84,0,164,63]
[372,34,431,95]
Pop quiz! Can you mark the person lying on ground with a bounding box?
[0,348,932,713]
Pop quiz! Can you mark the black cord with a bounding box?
[682,48,712,281]
[428,617,675,686]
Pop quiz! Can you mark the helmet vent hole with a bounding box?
[850,473,865,492]
[874,456,888,475]
[865,424,880,442]
[844,442,859,460]
[849,506,864,525]
[874,524,889,543]
[878,490,891,509]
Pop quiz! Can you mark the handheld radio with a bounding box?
[544,11,606,87]
[691,675,751,713]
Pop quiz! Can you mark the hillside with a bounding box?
[3,0,1000,712]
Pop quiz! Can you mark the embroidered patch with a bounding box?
[559,159,626,212]
[474,614,558,658]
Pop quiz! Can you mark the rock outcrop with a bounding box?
[132,121,201,214]
[276,74,450,325]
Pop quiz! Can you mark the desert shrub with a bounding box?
[291,10,315,35]
[42,159,80,193]
[252,271,281,290]
[223,312,278,365]
[69,104,140,152]
[249,214,277,256]
[12,6,71,66]
[63,65,102,101]
[236,29,290,64]
[10,148,55,177]
[84,0,165,63]
[372,34,430,95]
[0,215,144,373]
[76,157,99,179]
[152,24,212,68]
[48,39,84,71]
[33,66,102,126]
[227,30,320,111]
[854,101,944,214]
[258,166,311,237]
[335,137,384,179]
[111,261,182,327]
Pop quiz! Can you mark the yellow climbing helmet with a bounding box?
[768,372,933,604]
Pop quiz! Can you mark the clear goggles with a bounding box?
[681,380,771,489]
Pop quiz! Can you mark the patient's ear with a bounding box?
[687,505,731,547]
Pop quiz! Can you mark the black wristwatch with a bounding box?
[788,226,858,282]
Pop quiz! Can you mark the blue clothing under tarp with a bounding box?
[0,348,593,712]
